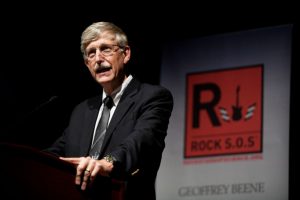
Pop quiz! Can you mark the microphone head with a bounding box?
[48,96,58,102]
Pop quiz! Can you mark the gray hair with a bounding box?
[80,21,128,59]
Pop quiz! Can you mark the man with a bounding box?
[45,21,173,200]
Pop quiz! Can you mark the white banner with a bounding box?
[157,25,292,200]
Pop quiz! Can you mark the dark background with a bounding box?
[0,3,297,199]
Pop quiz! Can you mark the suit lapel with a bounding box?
[79,95,102,156]
[100,78,140,155]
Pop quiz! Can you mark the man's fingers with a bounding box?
[81,179,88,190]
[75,174,82,185]
[79,169,90,190]
[60,157,99,190]
[59,157,81,165]
[90,164,101,183]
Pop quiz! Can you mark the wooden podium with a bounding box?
[0,142,125,200]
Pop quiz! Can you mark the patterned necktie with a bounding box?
[89,96,113,159]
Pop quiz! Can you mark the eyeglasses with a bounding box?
[86,44,123,60]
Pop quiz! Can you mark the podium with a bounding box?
[0,142,125,200]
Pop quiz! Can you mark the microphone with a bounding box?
[27,96,59,116]
[3,95,60,146]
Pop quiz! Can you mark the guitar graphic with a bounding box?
[232,86,242,121]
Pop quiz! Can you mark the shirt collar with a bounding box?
[102,75,133,106]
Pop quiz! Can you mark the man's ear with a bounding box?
[84,58,89,67]
[123,46,131,64]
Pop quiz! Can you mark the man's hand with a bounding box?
[60,157,113,190]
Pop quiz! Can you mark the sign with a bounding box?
[185,65,263,157]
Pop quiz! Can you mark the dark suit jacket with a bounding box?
[45,78,173,200]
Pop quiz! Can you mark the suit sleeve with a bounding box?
[109,86,173,179]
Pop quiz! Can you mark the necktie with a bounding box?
[89,96,113,159]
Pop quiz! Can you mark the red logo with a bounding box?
[185,65,263,158]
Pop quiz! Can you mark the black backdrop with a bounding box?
[0,3,297,199]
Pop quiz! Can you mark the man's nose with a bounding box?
[95,49,105,61]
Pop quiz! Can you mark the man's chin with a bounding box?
[96,76,112,85]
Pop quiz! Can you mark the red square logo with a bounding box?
[185,65,263,158]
